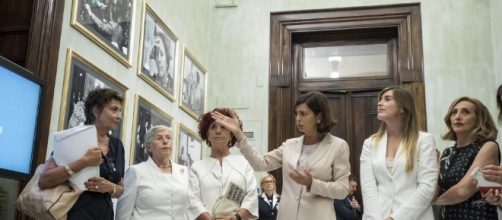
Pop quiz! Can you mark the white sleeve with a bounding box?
[189,165,203,200]
[187,175,208,219]
[115,167,138,220]
[360,138,383,220]
[240,163,259,218]
[391,134,438,219]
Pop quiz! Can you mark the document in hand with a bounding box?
[472,167,502,194]
[53,125,99,190]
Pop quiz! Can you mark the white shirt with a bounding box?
[116,158,207,220]
[189,154,259,218]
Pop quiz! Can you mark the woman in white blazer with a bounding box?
[190,108,258,220]
[116,125,210,220]
[360,86,438,220]
[211,91,351,220]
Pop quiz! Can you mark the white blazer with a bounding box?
[360,131,438,220]
[237,133,350,220]
[189,154,259,218]
[116,158,207,220]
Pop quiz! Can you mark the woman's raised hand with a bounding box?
[211,110,246,141]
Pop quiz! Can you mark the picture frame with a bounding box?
[177,123,202,169]
[59,49,128,140]
[179,47,207,119]
[130,95,174,164]
[71,0,135,67]
[137,2,178,101]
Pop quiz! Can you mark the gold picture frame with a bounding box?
[176,123,202,169]
[70,0,135,67]
[137,2,178,101]
[59,49,129,141]
[130,94,174,164]
[179,47,207,119]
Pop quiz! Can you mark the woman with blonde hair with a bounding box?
[435,96,499,219]
[258,174,280,220]
[360,86,438,220]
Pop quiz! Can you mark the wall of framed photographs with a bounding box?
[48,0,213,166]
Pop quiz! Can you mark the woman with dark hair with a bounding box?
[144,26,174,92]
[189,108,258,220]
[39,88,125,220]
[435,96,499,219]
[480,84,502,206]
[211,91,350,220]
[360,86,437,220]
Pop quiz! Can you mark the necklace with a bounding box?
[156,160,172,168]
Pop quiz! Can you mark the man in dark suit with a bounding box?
[334,175,362,220]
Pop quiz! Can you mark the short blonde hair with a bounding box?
[259,174,276,192]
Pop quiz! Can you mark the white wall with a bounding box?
[206,0,500,154]
[49,0,211,164]
[490,0,502,142]
[48,0,502,169]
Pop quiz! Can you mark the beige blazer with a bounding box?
[360,131,438,220]
[237,133,350,220]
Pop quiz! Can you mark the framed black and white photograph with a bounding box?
[59,49,128,139]
[131,95,173,164]
[177,123,202,169]
[71,0,135,67]
[138,3,178,101]
[180,47,207,119]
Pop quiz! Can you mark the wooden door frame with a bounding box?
[26,0,65,166]
[15,1,65,219]
[269,3,426,190]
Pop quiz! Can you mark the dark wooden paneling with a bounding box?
[0,0,33,64]
[25,0,65,167]
[0,0,66,219]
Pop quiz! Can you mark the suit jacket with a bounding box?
[258,193,280,220]
[237,133,350,220]
[189,154,259,218]
[360,131,438,220]
[116,158,206,220]
[334,195,361,220]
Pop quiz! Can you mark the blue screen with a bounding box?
[0,66,41,174]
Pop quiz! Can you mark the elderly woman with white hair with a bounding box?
[116,125,210,220]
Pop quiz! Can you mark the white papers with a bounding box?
[53,125,99,190]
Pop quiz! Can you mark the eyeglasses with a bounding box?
[262,180,274,184]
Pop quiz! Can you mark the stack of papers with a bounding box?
[53,125,100,190]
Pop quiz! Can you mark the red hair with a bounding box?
[198,108,242,147]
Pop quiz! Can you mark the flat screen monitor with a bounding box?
[0,56,44,179]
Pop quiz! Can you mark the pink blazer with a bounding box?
[237,133,351,220]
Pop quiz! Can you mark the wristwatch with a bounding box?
[64,165,75,176]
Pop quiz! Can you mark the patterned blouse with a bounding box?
[438,139,499,220]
